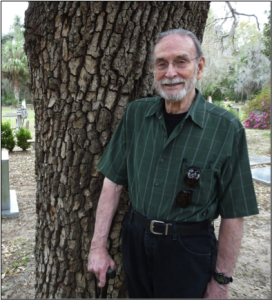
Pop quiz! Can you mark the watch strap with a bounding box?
[213,272,233,284]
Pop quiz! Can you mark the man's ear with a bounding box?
[196,57,205,80]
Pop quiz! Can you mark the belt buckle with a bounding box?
[150,220,166,235]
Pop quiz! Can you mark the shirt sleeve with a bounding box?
[217,127,259,218]
[97,110,128,185]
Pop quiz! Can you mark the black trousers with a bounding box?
[121,207,218,298]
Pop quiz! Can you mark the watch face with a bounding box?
[217,275,226,284]
[213,272,232,284]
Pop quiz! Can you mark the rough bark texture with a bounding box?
[14,74,20,104]
[24,1,210,298]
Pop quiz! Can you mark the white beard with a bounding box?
[154,67,198,102]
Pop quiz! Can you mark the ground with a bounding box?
[1,129,271,299]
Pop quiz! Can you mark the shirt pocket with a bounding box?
[175,161,214,209]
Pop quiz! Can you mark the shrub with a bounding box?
[227,108,240,120]
[15,127,32,150]
[243,112,270,129]
[214,101,241,121]
[214,101,224,108]
[1,121,16,151]
[1,94,17,106]
[243,84,271,129]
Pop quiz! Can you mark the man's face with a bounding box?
[153,34,203,102]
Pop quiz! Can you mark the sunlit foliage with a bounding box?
[197,9,270,102]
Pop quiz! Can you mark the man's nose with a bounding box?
[164,62,178,77]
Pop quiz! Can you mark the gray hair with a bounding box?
[152,28,204,63]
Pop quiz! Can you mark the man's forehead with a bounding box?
[154,34,196,57]
[155,54,191,61]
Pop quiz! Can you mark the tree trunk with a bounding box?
[24,1,210,298]
[14,74,20,104]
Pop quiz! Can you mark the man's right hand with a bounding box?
[87,246,115,288]
[87,177,122,287]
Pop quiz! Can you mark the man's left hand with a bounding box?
[203,277,229,299]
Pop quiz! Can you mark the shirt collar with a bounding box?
[145,97,164,119]
[145,89,206,129]
[185,89,206,129]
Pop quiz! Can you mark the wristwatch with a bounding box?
[213,272,233,284]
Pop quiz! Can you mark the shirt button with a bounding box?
[154,182,159,186]
[160,158,164,163]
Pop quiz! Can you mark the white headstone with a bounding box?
[22,99,26,109]
[1,149,19,218]
[249,154,271,166]
[251,167,271,185]
[2,150,10,210]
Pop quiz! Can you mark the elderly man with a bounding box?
[88,28,258,298]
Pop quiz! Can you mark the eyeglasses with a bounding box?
[154,56,198,73]
[175,167,201,208]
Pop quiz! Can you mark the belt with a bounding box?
[131,208,212,236]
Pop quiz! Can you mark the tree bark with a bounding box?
[14,74,20,104]
[24,1,210,298]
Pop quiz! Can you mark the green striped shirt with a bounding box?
[97,90,259,222]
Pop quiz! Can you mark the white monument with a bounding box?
[1,150,19,218]
[22,99,26,109]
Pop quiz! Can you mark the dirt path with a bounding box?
[1,129,271,299]
[1,149,36,299]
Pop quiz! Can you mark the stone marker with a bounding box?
[22,99,26,109]
[249,154,271,166]
[251,167,271,185]
[1,149,19,218]
[25,120,29,130]
[2,150,10,211]
[27,139,35,153]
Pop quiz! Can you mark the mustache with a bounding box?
[159,77,186,85]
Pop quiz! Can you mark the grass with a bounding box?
[22,255,29,265]
[12,262,20,268]
[1,106,35,137]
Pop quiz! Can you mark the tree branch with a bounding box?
[226,1,260,31]
[234,12,260,30]
[206,17,234,28]
[216,2,261,51]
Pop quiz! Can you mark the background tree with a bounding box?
[231,21,270,101]
[24,1,210,298]
[261,9,271,59]
[233,40,270,100]
[1,15,30,105]
[2,40,29,104]
[196,8,237,99]
[1,33,14,45]
[197,8,270,102]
